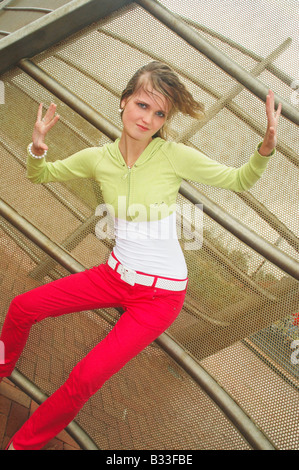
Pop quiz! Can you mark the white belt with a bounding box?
[107,254,188,291]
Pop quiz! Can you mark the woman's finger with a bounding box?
[276,102,282,119]
[45,113,60,130]
[42,103,57,124]
[267,90,281,118]
[265,92,273,120]
[37,103,43,122]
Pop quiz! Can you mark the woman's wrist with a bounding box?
[258,141,274,157]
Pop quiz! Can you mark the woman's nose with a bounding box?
[142,111,152,124]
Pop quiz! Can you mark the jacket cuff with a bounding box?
[256,141,276,158]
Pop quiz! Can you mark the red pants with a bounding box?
[0,257,187,450]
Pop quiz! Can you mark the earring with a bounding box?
[119,108,123,113]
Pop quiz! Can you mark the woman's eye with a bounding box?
[137,103,165,118]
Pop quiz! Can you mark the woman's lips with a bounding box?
[137,124,149,131]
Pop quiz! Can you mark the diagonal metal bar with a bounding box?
[136,0,299,126]
[223,104,299,168]
[9,369,99,450]
[0,217,66,280]
[180,181,299,281]
[29,214,112,280]
[36,49,299,256]
[53,53,120,97]
[0,0,134,75]
[97,28,299,167]
[236,192,299,254]
[178,38,291,142]
[0,0,13,11]
[18,58,121,142]
[0,128,90,222]
[179,214,277,303]
[184,16,294,86]
[3,7,53,13]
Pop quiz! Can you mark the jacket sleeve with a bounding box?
[26,146,102,184]
[166,142,274,192]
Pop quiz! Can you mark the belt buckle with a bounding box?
[120,266,136,286]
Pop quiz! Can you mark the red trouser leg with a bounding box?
[1,262,186,450]
[0,264,123,378]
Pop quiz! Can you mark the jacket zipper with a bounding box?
[122,165,133,218]
[127,166,131,217]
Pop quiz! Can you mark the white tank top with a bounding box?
[112,213,188,280]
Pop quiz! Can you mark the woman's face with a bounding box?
[120,86,171,142]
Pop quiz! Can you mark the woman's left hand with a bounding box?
[259,89,282,156]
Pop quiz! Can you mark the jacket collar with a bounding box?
[112,137,165,167]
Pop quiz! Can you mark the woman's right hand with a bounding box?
[31,103,60,156]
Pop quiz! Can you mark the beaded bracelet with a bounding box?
[27,142,47,159]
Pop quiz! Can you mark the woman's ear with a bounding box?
[120,98,127,111]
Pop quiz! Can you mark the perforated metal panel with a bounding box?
[0,0,298,450]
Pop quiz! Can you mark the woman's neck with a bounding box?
[119,133,152,167]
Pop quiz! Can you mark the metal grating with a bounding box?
[0,0,298,450]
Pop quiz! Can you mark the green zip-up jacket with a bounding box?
[27,138,273,221]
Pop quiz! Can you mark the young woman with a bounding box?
[0,61,281,450]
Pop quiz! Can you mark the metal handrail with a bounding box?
[178,38,291,142]
[9,369,99,450]
[180,181,299,281]
[155,334,276,450]
[3,7,53,13]
[183,16,294,86]
[0,0,134,75]
[18,59,120,142]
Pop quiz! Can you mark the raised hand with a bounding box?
[259,89,282,156]
[31,103,60,156]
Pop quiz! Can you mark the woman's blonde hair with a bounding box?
[120,61,205,139]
